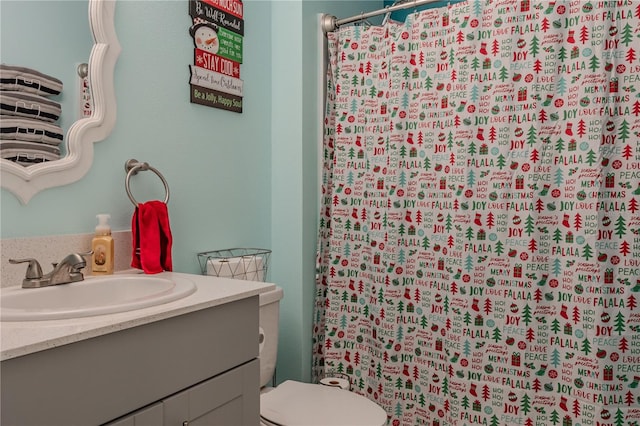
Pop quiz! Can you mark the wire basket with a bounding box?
[197,248,271,282]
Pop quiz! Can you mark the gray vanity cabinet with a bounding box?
[162,359,259,425]
[107,403,163,425]
[107,359,259,426]
[1,296,260,426]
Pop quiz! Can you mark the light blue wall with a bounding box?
[1,0,273,270]
[272,0,382,382]
[1,0,381,384]
[0,0,92,155]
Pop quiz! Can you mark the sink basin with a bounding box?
[1,274,197,321]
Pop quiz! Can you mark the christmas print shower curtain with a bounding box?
[313,1,640,425]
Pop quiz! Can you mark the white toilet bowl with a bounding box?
[260,381,387,426]
[258,288,387,426]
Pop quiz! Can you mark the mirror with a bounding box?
[0,0,120,204]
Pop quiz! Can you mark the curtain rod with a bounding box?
[321,0,442,33]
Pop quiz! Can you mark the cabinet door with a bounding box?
[163,359,259,426]
[105,403,163,426]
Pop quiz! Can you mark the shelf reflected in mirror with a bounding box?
[0,0,120,204]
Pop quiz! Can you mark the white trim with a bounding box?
[1,0,121,204]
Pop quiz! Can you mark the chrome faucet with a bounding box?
[9,253,89,288]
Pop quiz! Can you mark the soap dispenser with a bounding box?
[91,214,114,275]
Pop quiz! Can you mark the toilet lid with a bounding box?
[260,381,387,426]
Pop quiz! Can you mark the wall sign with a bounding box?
[188,0,243,113]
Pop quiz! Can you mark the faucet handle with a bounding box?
[9,258,43,279]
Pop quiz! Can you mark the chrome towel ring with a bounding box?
[124,158,170,206]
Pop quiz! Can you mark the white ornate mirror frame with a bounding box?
[0,0,120,204]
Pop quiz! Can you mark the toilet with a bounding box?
[258,287,387,426]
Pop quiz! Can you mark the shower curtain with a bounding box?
[313,1,640,425]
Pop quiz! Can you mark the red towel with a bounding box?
[131,200,173,274]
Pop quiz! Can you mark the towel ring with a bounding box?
[124,159,170,206]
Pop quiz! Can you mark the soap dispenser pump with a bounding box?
[91,214,114,275]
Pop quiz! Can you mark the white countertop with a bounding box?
[1,272,275,361]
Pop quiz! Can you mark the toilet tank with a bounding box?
[259,286,284,388]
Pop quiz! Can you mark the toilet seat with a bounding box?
[260,380,387,426]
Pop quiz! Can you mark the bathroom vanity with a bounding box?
[1,272,273,426]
